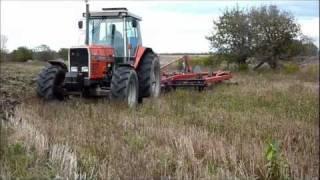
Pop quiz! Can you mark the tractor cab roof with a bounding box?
[83,8,142,21]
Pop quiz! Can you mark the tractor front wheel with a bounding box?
[36,65,66,100]
[111,66,139,107]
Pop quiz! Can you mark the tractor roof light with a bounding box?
[119,12,127,17]
[102,7,128,11]
[83,10,142,20]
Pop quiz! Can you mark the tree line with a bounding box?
[206,5,318,70]
[0,39,68,62]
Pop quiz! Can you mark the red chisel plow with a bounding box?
[161,55,232,91]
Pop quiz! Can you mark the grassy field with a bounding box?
[0,59,319,179]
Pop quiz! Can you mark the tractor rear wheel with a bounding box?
[36,65,66,100]
[137,52,161,100]
[111,66,139,107]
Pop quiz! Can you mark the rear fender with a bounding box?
[133,46,156,69]
[48,59,68,71]
[113,63,135,73]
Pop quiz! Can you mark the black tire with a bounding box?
[137,52,161,99]
[111,66,138,107]
[36,65,66,100]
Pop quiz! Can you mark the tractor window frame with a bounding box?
[125,17,142,57]
[88,17,126,57]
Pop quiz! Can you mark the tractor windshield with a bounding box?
[89,18,124,56]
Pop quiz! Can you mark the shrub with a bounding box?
[283,63,300,74]
[238,63,249,71]
[189,55,223,68]
[11,47,33,62]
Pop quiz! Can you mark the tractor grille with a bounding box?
[69,48,89,76]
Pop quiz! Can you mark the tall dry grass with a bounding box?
[1,61,319,179]
[10,66,318,179]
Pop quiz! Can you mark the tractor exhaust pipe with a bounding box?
[85,1,90,45]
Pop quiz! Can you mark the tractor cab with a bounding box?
[79,8,142,61]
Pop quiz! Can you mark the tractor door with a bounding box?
[125,18,142,60]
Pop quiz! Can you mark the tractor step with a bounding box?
[90,86,110,96]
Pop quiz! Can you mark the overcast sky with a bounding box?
[1,0,319,53]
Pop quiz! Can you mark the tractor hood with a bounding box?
[69,45,115,79]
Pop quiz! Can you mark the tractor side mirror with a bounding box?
[78,21,83,29]
[132,20,137,28]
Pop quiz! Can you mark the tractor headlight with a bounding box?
[81,66,89,72]
[71,66,78,72]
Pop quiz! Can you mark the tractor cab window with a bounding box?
[126,18,141,57]
[89,18,125,57]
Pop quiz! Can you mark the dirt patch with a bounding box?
[0,62,44,121]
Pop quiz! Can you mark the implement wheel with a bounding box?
[36,65,66,100]
[111,66,139,107]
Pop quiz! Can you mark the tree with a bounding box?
[11,47,33,62]
[33,44,56,61]
[250,5,300,69]
[302,42,318,56]
[206,6,252,66]
[207,5,301,70]
[299,36,318,56]
[0,35,8,61]
[285,39,304,57]
[58,48,68,61]
[285,37,318,57]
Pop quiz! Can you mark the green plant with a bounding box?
[207,162,218,175]
[5,143,38,177]
[1,141,58,178]
[265,140,290,180]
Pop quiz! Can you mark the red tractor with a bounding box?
[36,4,160,107]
